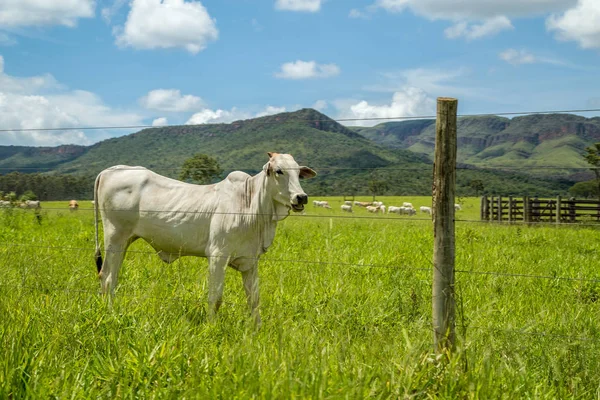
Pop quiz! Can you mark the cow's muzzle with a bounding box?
[291,194,308,212]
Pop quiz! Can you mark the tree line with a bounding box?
[0,172,94,201]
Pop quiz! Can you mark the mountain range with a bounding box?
[1,108,595,197]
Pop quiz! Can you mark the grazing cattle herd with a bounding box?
[309,199,464,217]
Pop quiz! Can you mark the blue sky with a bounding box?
[0,0,599,146]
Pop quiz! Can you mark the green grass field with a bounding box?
[1,197,600,398]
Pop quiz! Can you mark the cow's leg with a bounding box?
[99,229,134,296]
[241,264,261,326]
[207,253,228,320]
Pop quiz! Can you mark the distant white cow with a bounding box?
[354,201,372,207]
[387,206,401,214]
[420,206,432,215]
[313,200,331,208]
[21,200,41,209]
[0,200,11,208]
[341,204,353,213]
[402,202,413,208]
[94,152,316,324]
[366,205,385,213]
[455,203,462,211]
[396,206,416,216]
[344,200,352,206]
[372,201,384,207]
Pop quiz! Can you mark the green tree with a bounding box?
[179,154,223,185]
[569,181,599,198]
[468,179,485,196]
[584,143,600,201]
[19,190,38,202]
[368,171,389,200]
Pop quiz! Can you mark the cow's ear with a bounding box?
[267,152,274,159]
[299,166,316,179]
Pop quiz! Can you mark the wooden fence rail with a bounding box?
[480,196,600,223]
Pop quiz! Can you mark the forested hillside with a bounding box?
[353,113,600,180]
[0,109,579,199]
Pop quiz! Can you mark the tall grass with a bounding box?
[1,198,600,398]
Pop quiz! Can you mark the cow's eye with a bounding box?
[276,168,284,175]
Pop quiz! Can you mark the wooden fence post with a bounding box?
[508,196,513,223]
[556,195,561,225]
[497,196,502,222]
[523,196,529,223]
[432,97,457,354]
[480,196,488,221]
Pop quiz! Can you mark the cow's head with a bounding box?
[264,152,316,212]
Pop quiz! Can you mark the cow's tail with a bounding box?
[94,172,103,274]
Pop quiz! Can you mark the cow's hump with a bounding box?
[226,171,251,183]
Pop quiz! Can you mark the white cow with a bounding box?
[402,202,413,208]
[420,206,432,215]
[341,204,353,213]
[21,200,41,209]
[372,201,384,207]
[0,200,11,208]
[343,201,352,206]
[313,200,330,208]
[387,206,401,214]
[366,205,385,213]
[94,152,316,324]
[455,203,462,211]
[392,206,416,216]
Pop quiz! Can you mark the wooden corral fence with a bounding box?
[480,196,600,223]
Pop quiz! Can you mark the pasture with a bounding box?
[1,197,600,398]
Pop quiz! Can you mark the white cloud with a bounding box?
[445,16,513,40]
[251,18,264,32]
[275,60,340,79]
[152,117,168,126]
[348,8,370,19]
[275,0,322,12]
[0,33,17,46]
[101,0,128,23]
[140,89,203,112]
[375,0,575,20]
[365,67,474,99]
[374,0,409,13]
[336,88,436,127]
[498,48,576,68]
[0,0,95,27]
[312,100,328,110]
[115,0,218,54]
[547,0,600,49]
[186,106,287,125]
[0,56,144,146]
[499,49,537,65]
[255,106,286,118]
[369,0,577,40]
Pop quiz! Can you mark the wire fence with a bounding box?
[1,107,600,133]
[2,107,600,347]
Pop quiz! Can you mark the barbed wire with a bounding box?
[0,164,596,172]
[2,241,599,284]
[1,107,599,133]
[4,205,600,226]
[1,281,598,344]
